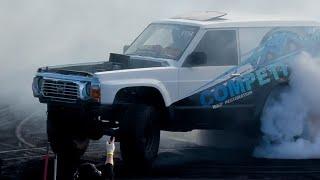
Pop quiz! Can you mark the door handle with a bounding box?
[230,73,241,77]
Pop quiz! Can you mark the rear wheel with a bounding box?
[120,105,160,168]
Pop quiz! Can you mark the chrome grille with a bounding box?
[41,79,79,103]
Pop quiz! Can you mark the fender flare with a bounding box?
[100,79,172,107]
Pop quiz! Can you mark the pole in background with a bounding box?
[43,142,50,180]
[54,154,57,180]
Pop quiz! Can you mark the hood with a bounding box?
[38,53,170,77]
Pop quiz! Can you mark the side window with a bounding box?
[193,30,238,66]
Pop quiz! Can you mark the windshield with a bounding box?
[125,23,199,60]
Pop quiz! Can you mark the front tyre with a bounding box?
[47,106,89,179]
[47,106,89,156]
[120,105,160,167]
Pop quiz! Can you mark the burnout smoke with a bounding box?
[254,52,320,159]
[1,0,320,156]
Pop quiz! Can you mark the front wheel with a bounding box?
[47,106,89,180]
[120,105,160,167]
[47,106,89,156]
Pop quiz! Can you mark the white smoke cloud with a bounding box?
[254,52,320,159]
[1,0,320,152]
[1,0,320,109]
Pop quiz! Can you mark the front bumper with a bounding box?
[32,71,123,139]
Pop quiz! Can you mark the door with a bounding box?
[175,29,241,129]
[178,29,240,100]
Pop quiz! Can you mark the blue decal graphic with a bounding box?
[200,63,289,106]
[198,27,320,108]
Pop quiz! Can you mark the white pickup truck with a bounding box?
[32,11,320,166]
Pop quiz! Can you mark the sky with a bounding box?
[0,0,320,109]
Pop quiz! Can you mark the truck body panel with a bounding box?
[33,13,320,133]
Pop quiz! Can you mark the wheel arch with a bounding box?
[114,86,171,129]
[255,82,289,119]
[114,86,166,108]
[99,78,174,107]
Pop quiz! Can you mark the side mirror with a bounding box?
[123,45,130,54]
[185,52,207,67]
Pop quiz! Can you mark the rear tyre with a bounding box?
[120,105,160,168]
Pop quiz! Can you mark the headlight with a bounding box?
[85,83,91,96]
[80,82,92,98]
[32,77,42,97]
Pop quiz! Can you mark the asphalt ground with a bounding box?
[1,105,320,179]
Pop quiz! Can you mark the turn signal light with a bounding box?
[91,86,101,102]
